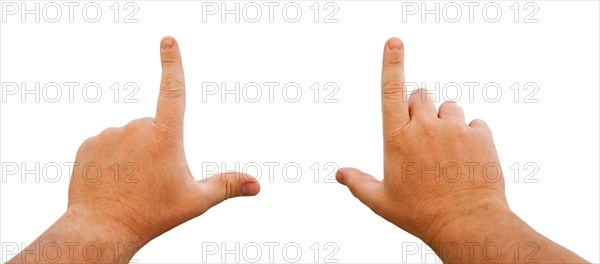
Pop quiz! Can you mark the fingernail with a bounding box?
[241,184,249,196]
[387,38,403,51]
[161,37,174,51]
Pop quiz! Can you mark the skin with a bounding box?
[336,37,588,263]
[8,37,260,263]
[8,36,588,263]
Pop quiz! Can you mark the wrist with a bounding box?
[59,206,144,262]
[423,199,518,249]
[422,199,537,262]
[9,207,144,263]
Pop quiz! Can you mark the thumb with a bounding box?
[337,167,383,210]
[199,171,261,209]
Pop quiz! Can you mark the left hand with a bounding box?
[67,36,261,247]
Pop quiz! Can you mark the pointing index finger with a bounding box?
[381,38,410,138]
[155,36,186,135]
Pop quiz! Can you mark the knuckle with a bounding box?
[77,136,96,154]
[97,127,119,139]
[440,100,458,109]
[81,136,96,146]
[471,118,488,127]
[160,78,185,97]
[150,120,180,144]
[349,182,360,198]
[448,121,469,137]
[124,117,153,133]
[409,88,427,98]
[382,80,406,95]
[412,118,438,139]
[470,119,493,134]
[408,89,429,104]
[384,126,408,147]
[161,57,179,67]
[418,118,436,131]
[384,54,404,65]
[218,174,238,200]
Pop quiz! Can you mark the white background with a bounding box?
[1,1,599,263]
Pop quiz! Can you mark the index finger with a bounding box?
[381,38,410,136]
[155,36,186,134]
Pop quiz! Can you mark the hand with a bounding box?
[9,36,261,264]
[67,36,261,246]
[336,37,507,243]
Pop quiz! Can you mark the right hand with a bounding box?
[336,37,508,243]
